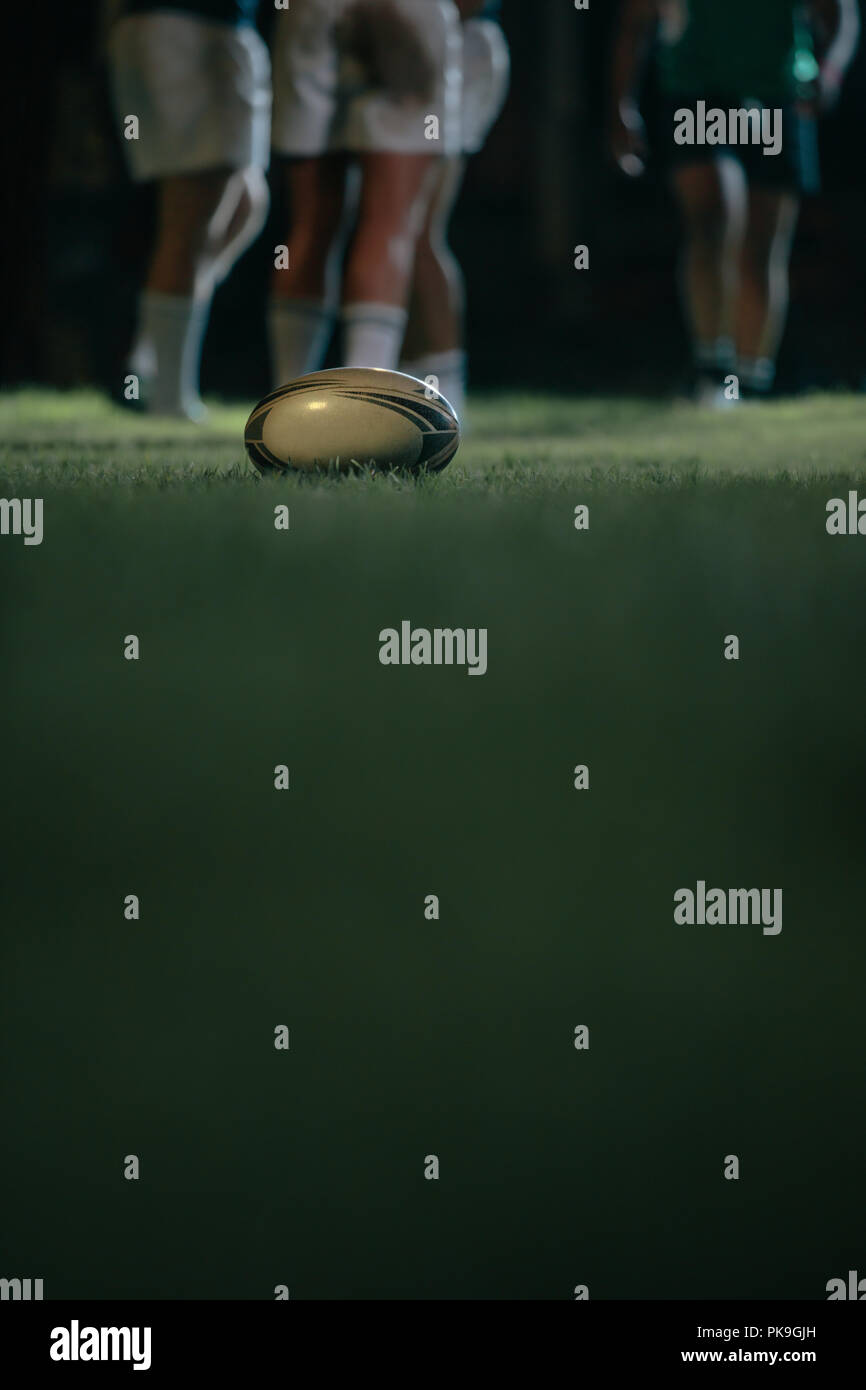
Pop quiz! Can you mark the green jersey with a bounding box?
[657,0,818,103]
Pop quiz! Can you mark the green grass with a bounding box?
[1,386,865,492]
[1,388,865,1300]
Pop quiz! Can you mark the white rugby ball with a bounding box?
[244,367,460,476]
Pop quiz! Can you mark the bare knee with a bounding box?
[346,200,431,293]
[159,171,234,245]
[683,197,729,259]
[344,153,438,294]
[272,155,349,296]
[675,160,745,259]
[148,170,236,293]
[356,221,420,285]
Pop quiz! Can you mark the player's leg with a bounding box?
[134,168,245,420]
[269,0,463,376]
[340,151,439,369]
[671,157,747,396]
[147,168,246,298]
[732,92,818,397]
[399,156,467,410]
[271,156,351,303]
[268,1,358,385]
[334,0,463,369]
[204,164,271,291]
[399,14,510,417]
[108,11,271,419]
[138,166,268,415]
[267,153,351,385]
[735,187,800,398]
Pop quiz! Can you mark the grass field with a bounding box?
[2,388,865,1299]
[2,386,865,491]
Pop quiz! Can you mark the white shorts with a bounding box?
[108,12,271,181]
[271,0,463,158]
[462,18,510,155]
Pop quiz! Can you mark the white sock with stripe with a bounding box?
[133,290,211,420]
[341,302,408,370]
[268,298,335,388]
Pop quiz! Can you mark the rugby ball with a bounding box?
[244,368,460,476]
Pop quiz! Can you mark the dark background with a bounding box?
[2,4,866,1305]
[3,1,865,399]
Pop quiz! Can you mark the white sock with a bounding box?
[738,355,776,394]
[341,302,408,370]
[694,337,735,375]
[268,297,335,387]
[399,349,466,419]
[132,290,211,420]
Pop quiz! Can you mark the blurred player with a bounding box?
[399,1,510,420]
[610,0,860,401]
[268,0,463,383]
[107,0,271,418]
